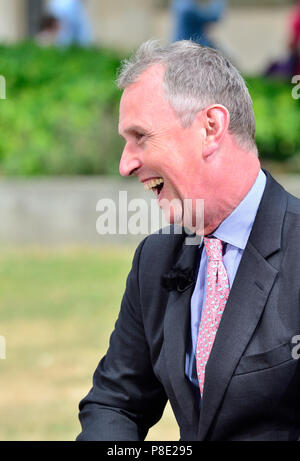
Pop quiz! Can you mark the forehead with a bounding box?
[118,64,176,134]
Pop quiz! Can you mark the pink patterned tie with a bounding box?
[196,237,230,397]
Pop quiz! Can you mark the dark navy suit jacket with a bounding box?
[77,171,300,441]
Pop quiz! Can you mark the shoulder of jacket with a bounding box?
[286,192,300,216]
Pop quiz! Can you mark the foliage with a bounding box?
[0,42,124,176]
[0,43,299,176]
[246,76,300,162]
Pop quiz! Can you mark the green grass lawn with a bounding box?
[0,246,178,441]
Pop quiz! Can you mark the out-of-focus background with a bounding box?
[0,0,300,441]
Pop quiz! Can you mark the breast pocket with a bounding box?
[234,341,295,375]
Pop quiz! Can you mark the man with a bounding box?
[47,0,92,47]
[77,41,300,441]
[289,0,300,75]
[172,0,227,48]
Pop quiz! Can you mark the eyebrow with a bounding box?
[119,125,149,138]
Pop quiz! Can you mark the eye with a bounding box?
[136,133,146,144]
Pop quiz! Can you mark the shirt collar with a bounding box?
[210,169,266,250]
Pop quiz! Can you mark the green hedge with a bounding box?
[246,76,300,162]
[0,42,299,176]
[0,42,124,176]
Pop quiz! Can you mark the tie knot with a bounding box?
[204,237,224,261]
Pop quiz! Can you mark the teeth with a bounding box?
[144,178,164,191]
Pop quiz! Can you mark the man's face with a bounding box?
[118,64,210,227]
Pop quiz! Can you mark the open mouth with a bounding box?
[144,178,164,197]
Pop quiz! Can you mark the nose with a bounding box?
[119,144,142,177]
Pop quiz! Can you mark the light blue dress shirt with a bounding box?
[185,169,267,404]
[48,0,92,47]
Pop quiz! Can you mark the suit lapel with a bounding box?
[197,242,279,439]
[163,238,201,429]
[197,171,288,440]
[164,287,199,429]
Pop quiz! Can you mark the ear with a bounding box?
[200,104,230,159]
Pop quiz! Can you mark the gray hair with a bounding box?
[117,40,257,154]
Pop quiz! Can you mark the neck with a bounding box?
[203,152,261,235]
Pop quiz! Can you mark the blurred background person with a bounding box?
[171,0,227,49]
[265,0,300,79]
[36,14,59,47]
[47,0,92,47]
[289,0,300,75]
